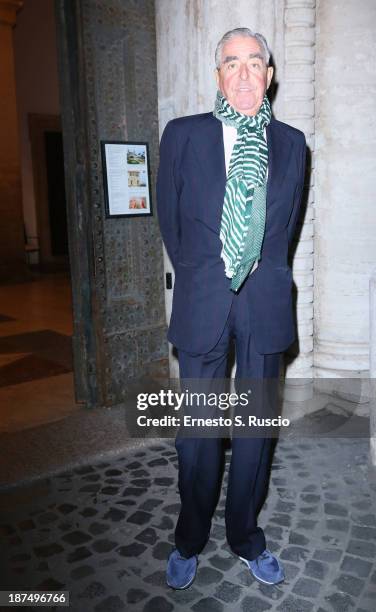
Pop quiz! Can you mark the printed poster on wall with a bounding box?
[101,141,153,218]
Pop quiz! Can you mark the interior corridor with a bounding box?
[0,272,78,433]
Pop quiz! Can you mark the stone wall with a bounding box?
[314,0,376,377]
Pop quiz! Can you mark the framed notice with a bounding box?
[101,140,153,218]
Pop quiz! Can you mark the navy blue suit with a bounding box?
[157,112,306,355]
[157,111,306,560]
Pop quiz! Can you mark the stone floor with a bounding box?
[1,436,376,612]
[0,272,76,434]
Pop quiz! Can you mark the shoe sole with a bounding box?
[238,556,284,585]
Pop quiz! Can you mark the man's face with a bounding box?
[215,35,274,116]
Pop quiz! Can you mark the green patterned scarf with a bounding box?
[213,91,272,291]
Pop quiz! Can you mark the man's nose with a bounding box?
[239,63,250,79]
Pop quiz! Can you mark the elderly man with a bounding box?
[157,27,306,590]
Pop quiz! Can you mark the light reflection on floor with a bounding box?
[0,272,77,433]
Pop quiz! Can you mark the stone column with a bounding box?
[0,0,26,281]
[283,0,315,401]
[314,0,376,378]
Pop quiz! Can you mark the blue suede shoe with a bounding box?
[239,549,285,585]
[166,548,198,590]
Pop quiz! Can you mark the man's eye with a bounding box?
[228,63,237,70]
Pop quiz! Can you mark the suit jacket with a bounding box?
[156,112,306,355]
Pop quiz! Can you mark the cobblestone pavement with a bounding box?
[1,437,376,612]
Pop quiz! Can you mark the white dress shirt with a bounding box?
[222,123,239,175]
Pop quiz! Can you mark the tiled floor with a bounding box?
[1,437,375,611]
[0,273,77,433]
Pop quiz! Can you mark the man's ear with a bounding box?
[266,66,274,89]
[215,68,220,88]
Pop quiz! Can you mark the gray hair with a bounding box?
[215,27,271,69]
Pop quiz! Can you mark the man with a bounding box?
[157,27,306,590]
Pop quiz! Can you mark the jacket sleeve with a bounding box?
[156,120,181,269]
[287,134,307,246]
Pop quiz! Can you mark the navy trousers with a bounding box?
[174,286,281,560]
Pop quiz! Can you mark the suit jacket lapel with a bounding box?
[266,119,293,208]
[190,114,226,233]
